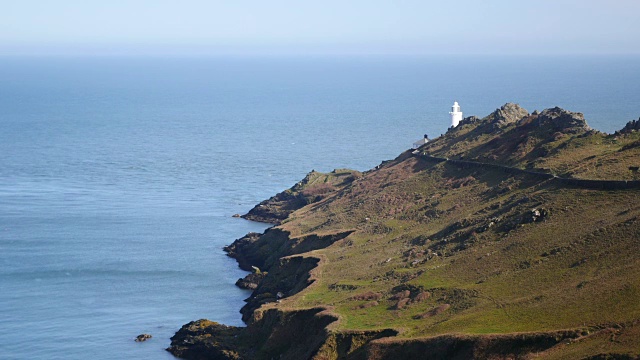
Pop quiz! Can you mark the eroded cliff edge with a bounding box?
[168,104,640,360]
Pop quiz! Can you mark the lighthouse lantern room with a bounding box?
[450,101,463,127]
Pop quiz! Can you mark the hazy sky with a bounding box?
[1,0,639,56]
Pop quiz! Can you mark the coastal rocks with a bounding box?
[241,170,361,224]
[224,228,353,273]
[315,329,399,359]
[617,117,640,134]
[240,256,320,322]
[169,308,348,360]
[135,334,152,342]
[235,272,266,290]
[166,320,243,360]
[240,171,329,224]
[483,103,529,128]
[533,107,592,133]
[241,190,307,224]
[457,115,480,127]
[223,232,263,271]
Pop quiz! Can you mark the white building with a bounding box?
[412,134,429,149]
[450,101,463,127]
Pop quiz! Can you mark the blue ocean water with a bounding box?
[0,55,639,359]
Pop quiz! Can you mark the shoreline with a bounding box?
[167,105,640,359]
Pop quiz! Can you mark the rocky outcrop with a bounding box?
[168,308,339,360]
[223,231,264,271]
[167,308,400,360]
[482,103,529,128]
[242,170,360,224]
[240,256,320,322]
[457,115,480,127]
[167,320,243,359]
[532,106,592,133]
[241,190,307,224]
[167,318,583,360]
[235,272,266,290]
[617,117,640,134]
[224,228,353,272]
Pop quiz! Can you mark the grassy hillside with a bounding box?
[169,104,640,359]
[242,169,362,224]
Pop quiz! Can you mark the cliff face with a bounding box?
[170,105,640,360]
[241,170,361,224]
[618,117,640,134]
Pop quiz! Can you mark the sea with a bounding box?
[1,55,639,359]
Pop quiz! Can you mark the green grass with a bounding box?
[272,110,640,357]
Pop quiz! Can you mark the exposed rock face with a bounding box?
[240,256,320,322]
[618,117,640,134]
[225,227,354,321]
[457,115,479,127]
[482,103,529,127]
[167,309,398,360]
[241,170,360,224]
[235,272,266,290]
[224,228,353,273]
[241,191,307,224]
[223,232,263,271]
[167,320,243,360]
[241,171,328,224]
[532,106,591,133]
[172,104,640,359]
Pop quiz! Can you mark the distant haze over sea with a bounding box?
[1,55,638,359]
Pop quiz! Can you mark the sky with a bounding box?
[1,0,639,56]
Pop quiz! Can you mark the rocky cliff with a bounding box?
[169,104,640,360]
[241,169,361,224]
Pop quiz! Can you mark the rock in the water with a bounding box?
[135,334,152,342]
[231,213,241,218]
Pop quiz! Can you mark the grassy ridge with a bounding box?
[170,104,640,359]
[271,105,640,357]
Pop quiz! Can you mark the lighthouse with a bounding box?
[450,101,463,127]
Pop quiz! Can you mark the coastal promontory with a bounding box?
[169,104,640,359]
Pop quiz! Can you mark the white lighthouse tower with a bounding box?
[450,101,463,127]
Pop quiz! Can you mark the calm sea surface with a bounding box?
[1,55,639,359]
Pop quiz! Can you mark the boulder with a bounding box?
[135,334,152,342]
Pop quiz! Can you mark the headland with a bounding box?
[168,104,640,359]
